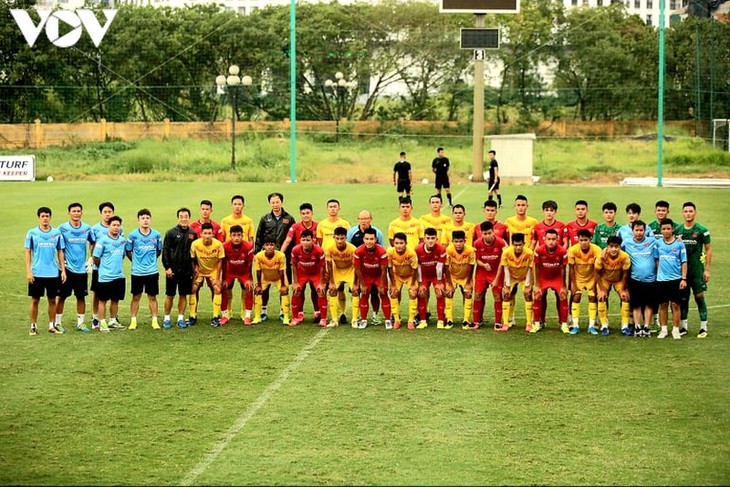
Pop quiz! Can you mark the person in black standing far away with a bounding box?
[487,149,502,208]
[432,147,453,207]
[393,151,413,201]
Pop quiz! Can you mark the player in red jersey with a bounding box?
[220,225,254,326]
[531,200,567,249]
[353,228,391,329]
[565,199,598,248]
[190,199,224,241]
[281,203,321,322]
[472,221,507,328]
[290,229,327,327]
[415,227,447,327]
[531,228,569,333]
[474,199,509,243]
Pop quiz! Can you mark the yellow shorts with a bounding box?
[194,273,219,285]
[449,276,470,289]
[574,278,596,297]
[598,278,625,294]
[331,269,354,288]
[391,275,416,290]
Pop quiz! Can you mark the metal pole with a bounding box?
[231,87,237,170]
[657,0,665,187]
[289,0,297,183]
[472,14,486,182]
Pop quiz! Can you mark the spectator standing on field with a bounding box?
[432,147,453,207]
[486,149,502,208]
[393,151,413,201]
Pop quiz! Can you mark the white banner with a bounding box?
[0,155,35,181]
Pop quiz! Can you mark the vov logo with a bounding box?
[10,9,117,48]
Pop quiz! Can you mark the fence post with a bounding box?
[33,119,42,148]
[100,118,106,142]
[163,118,171,139]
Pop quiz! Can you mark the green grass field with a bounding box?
[1,181,728,485]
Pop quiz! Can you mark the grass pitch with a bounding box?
[0,181,728,485]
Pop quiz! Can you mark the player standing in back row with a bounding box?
[432,147,453,207]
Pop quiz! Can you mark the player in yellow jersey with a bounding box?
[504,194,539,248]
[387,232,419,329]
[252,238,290,325]
[388,196,424,251]
[594,235,631,336]
[444,231,476,330]
[189,223,225,327]
[316,199,350,251]
[498,233,535,332]
[419,194,452,242]
[221,194,255,242]
[442,204,476,246]
[326,227,360,328]
[567,229,602,335]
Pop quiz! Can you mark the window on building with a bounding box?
[646,14,652,25]
[597,0,604,5]
[572,0,578,5]
[670,0,677,8]
[647,0,652,8]
[634,0,641,9]
[238,6,246,14]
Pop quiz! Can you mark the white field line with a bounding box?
[179,327,330,486]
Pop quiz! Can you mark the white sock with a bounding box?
[77,314,84,325]
[245,309,252,318]
[177,314,184,322]
[55,314,62,324]
[49,322,55,329]
[261,306,268,314]
[700,320,708,330]
[681,319,688,328]
[164,315,171,322]
[661,325,668,333]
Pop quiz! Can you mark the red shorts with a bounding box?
[420,277,441,288]
[475,271,500,285]
[225,275,252,288]
[539,281,563,293]
[360,276,383,289]
[475,278,502,295]
[297,275,322,287]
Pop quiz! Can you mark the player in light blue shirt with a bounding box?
[125,209,163,330]
[90,202,124,329]
[24,206,66,336]
[57,202,96,332]
[655,219,688,339]
[617,202,653,245]
[92,215,127,332]
[621,220,658,337]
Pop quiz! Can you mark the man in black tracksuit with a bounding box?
[254,192,295,321]
[161,207,197,328]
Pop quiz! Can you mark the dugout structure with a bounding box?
[483,133,535,185]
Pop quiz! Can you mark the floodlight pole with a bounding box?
[290,0,297,183]
[657,0,666,187]
[472,14,486,183]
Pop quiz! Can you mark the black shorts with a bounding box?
[435,174,450,190]
[131,273,160,296]
[656,279,690,305]
[489,177,500,190]
[59,271,88,299]
[90,269,99,292]
[28,276,61,299]
[96,278,126,302]
[628,278,656,309]
[166,273,193,297]
[397,179,411,193]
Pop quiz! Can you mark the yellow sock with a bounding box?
[338,291,346,316]
[445,297,454,321]
[240,289,246,315]
[571,302,580,325]
[525,301,533,326]
[280,295,290,321]
[328,295,339,322]
[588,302,597,325]
[188,294,197,318]
[502,300,511,326]
[620,302,631,326]
[598,301,608,326]
[408,298,418,322]
[389,297,400,321]
[213,293,222,317]
[509,299,516,322]
[351,295,360,321]
[464,297,473,323]
[253,295,262,322]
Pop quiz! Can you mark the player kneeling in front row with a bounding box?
[444,231,476,330]
[594,236,631,336]
[532,228,569,333]
[353,228,392,329]
[290,230,328,327]
[498,233,534,332]
[253,238,290,325]
[387,232,419,330]
[189,223,225,327]
[221,225,255,325]
[567,229,602,335]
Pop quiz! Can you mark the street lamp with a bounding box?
[324,71,357,142]
[216,65,252,170]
